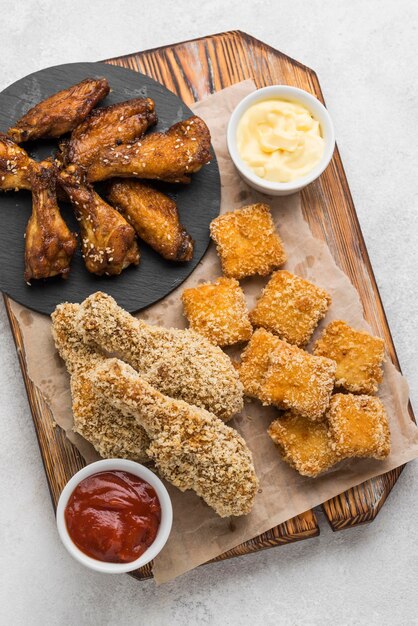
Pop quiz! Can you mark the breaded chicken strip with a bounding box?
[89,358,258,517]
[77,292,243,421]
[62,97,157,168]
[8,77,110,143]
[51,302,149,462]
[86,116,211,183]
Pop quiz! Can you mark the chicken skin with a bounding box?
[86,116,211,183]
[0,133,38,190]
[58,165,140,276]
[8,77,110,143]
[24,165,77,282]
[107,179,193,262]
[62,97,157,168]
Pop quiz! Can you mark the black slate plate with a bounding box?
[0,62,220,315]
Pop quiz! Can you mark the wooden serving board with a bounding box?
[4,31,413,580]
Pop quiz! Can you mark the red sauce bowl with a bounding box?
[57,460,172,573]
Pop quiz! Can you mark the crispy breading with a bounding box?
[86,116,211,183]
[0,133,38,191]
[239,328,282,398]
[77,292,243,421]
[326,393,390,459]
[209,204,286,279]
[51,303,150,462]
[250,270,331,346]
[8,78,110,143]
[58,166,140,275]
[24,165,77,282]
[262,341,336,420]
[63,97,157,168]
[239,329,336,420]
[313,320,385,394]
[268,412,340,477]
[107,179,193,262]
[89,358,258,517]
[182,277,252,346]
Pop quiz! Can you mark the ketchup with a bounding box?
[64,471,161,563]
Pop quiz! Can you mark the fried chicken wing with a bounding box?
[107,179,193,261]
[62,97,157,168]
[58,166,139,276]
[89,358,258,517]
[0,133,38,190]
[24,165,77,282]
[76,292,243,421]
[8,77,110,143]
[51,302,149,462]
[86,116,211,183]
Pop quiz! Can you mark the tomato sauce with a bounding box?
[64,470,161,563]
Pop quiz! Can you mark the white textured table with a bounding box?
[1,2,417,624]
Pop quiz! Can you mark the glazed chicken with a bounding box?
[107,179,194,262]
[58,165,140,276]
[24,165,77,282]
[86,116,211,183]
[8,77,110,143]
[0,133,38,190]
[61,97,157,168]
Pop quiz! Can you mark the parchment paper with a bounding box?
[9,81,418,584]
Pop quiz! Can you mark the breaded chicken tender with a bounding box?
[239,329,336,420]
[313,320,385,394]
[51,302,149,462]
[268,412,339,477]
[77,292,243,421]
[89,358,259,517]
[250,270,331,346]
[182,277,252,346]
[210,204,286,279]
[326,394,390,459]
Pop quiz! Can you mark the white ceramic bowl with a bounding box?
[227,85,335,196]
[56,459,173,573]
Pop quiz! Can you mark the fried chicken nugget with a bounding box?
[88,358,258,517]
[210,204,286,279]
[51,302,149,462]
[326,394,390,459]
[77,292,243,421]
[182,277,253,346]
[268,412,340,477]
[250,271,331,346]
[239,328,282,398]
[313,320,385,394]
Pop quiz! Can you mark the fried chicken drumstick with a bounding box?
[89,358,258,517]
[86,116,211,183]
[58,165,140,276]
[107,179,194,262]
[24,165,77,282]
[62,97,157,168]
[77,292,243,421]
[8,77,110,143]
[51,302,149,462]
[0,133,38,190]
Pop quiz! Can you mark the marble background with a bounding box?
[1,1,417,624]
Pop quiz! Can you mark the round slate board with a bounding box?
[0,62,220,315]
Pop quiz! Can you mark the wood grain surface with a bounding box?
[3,30,412,581]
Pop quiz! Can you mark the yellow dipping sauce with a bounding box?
[237,99,325,183]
